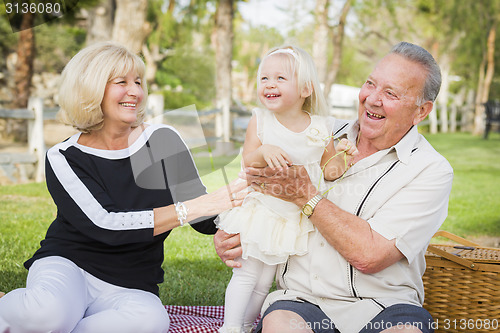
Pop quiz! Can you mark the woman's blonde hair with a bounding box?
[257,45,330,116]
[57,41,148,133]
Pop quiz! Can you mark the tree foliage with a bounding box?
[416,0,500,97]
[157,46,215,110]
[34,24,86,73]
[144,0,218,109]
[233,25,284,105]
[0,0,498,129]
[0,5,17,70]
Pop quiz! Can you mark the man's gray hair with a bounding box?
[390,42,442,105]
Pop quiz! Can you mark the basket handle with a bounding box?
[426,245,479,270]
[427,231,481,270]
[432,230,480,247]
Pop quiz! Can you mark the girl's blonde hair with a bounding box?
[57,41,148,133]
[257,45,330,116]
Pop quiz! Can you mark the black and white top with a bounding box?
[25,124,217,296]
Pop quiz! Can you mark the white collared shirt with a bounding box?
[263,121,454,332]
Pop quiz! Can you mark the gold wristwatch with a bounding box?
[301,194,323,218]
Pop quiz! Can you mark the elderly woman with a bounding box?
[0,42,246,333]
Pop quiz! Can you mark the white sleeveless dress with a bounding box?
[217,108,336,265]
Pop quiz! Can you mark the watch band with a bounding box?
[302,194,323,217]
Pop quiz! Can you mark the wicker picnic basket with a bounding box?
[423,231,500,332]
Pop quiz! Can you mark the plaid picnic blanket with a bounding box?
[165,306,260,333]
[165,306,224,333]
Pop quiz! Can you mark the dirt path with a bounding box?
[467,236,500,248]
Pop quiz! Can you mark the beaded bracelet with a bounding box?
[174,202,189,226]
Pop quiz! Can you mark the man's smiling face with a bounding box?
[358,53,429,150]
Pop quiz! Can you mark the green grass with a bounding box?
[1,132,499,304]
[423,131,500,238]
[161,153,242,305]
[0,153,243,305]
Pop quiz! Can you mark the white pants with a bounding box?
[0,256,169,333]
[221,257,276,332]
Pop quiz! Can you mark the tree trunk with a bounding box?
[481,22,496,103]
[429,107,438,134]
[473,54,486,135]
[168,0,175,13]
[112,0,149,53]
[13,13,35,109]
[214,0,234,147]
[142,44,171,88]
[239,40,258,104]
[473,22,496,135]
[85,0,114,45]
[323,0,351,100]
[312,0,329,84]
[8,12,35,141]
[142,1,175,87]
[450,87,465,133]
[461,89,475,132]
[437,55,450,133]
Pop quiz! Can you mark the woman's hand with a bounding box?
[181,178,248,228]
[154,179,248,236]
[203,178,248,214]
[214,230,243,268]
[244,165,318,207]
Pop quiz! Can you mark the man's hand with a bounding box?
[214,230,243,268]
[244,165,318,207]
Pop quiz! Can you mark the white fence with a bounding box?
[0,93,359,184]
[0,98,51,183]
[0,95,251,184]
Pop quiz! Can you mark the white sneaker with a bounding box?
[218,325,243,333]
[242,324,255,333]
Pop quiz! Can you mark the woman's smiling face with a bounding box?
[101,71,144,128]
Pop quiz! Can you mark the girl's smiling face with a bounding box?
[257,54,307,115]
[101,71,144,128]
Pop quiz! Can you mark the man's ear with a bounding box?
[413,101,433,125]
[301,85,313,98]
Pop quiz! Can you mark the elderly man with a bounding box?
[215,41,453,333]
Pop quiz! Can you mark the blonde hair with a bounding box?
[257,45,329,116]
[57,41,148,133]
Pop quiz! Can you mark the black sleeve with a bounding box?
[133,127,218,234]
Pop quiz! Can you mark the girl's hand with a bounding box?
[336,138,359,158]
[258,144,293,170]
[321,138,359,181]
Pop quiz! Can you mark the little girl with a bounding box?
[216,45,358,333]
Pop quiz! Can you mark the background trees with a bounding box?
[1,0,499,138]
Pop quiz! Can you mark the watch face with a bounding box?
[303,205,313,216]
